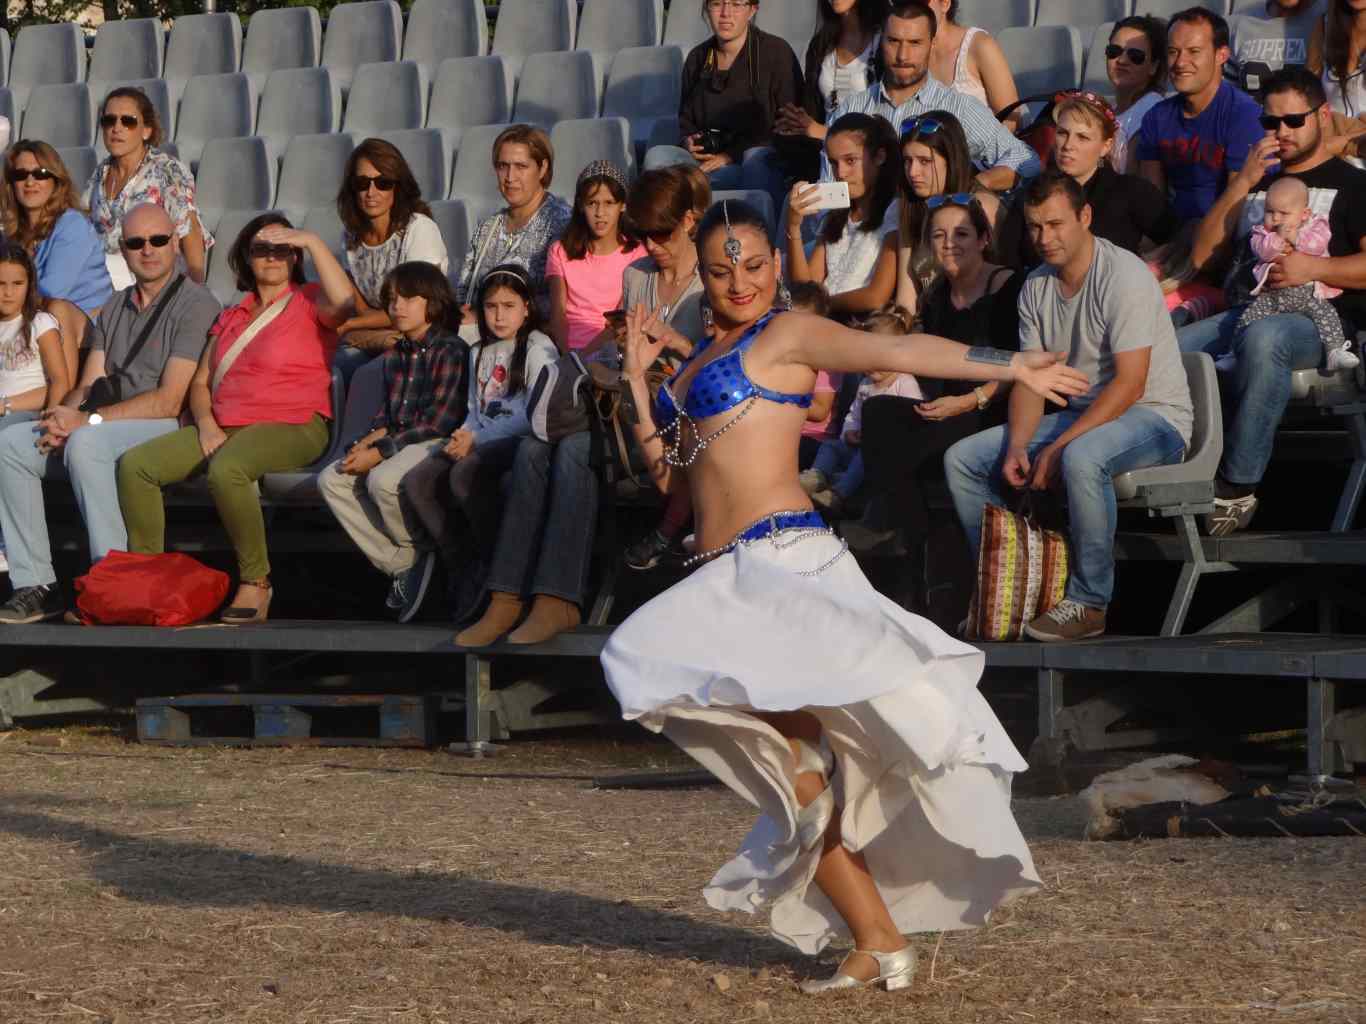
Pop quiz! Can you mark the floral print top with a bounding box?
[82,149,214,254]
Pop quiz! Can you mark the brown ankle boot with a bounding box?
[506,595,581,645]
[454,591,525,647]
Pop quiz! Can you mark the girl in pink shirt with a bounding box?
[546,161,643,351]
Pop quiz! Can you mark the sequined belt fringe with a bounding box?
[683,509,848,576]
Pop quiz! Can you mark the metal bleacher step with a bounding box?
[136,691,434,747]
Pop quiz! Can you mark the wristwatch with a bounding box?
[87,412,104,426]
[973,386,989,411]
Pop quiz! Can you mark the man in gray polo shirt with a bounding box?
[0,203,220,623]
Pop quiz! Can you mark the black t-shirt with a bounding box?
[1241,158,1366,332]
[920,266,1023,424]
[679,27,803,165]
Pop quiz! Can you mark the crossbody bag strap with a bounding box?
[211,290,294,391]
[114,274,186,378]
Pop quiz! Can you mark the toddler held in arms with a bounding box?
[1235,176,1358,371]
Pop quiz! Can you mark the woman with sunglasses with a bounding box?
[332,138,449,382]
[2,141,113,383]
[118,213,355,625]
[1105,16,1168,173]
[83,87,211,290]
[892,110,1000,311]
[924,0,1021,131]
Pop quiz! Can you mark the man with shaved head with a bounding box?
[0,202,220,623]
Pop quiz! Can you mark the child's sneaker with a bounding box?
[1327,346,1360,372]
[798,469,829,495]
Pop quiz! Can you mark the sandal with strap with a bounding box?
[220,578,272,625]
[799,944,916,994]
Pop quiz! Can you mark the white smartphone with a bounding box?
[799,181,850,212]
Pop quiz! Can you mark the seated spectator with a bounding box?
[925,0,1021,130]
[321,263,468,624]
[893,109,1002,309]
[1106,16,1168,173]
[119,215,355,625]
[1308,0,1366,150]
[945,173,1193,642]
[0,242,71,428]
[826,3,1040,192]
[455,126,572,328]
[674,0,804,208]
[0,203,219,624]
[786,112,900,316]
[1235,0,1320,84]
[847,197,1020,588]
[999,92,1178,268]
[546,162,643,352]
[3,141,113,381]
[1181,67,1366,535]
[1136,9,1263,222]
[84,87,211,289]
[332,138,450,382]
[399,264,558,641]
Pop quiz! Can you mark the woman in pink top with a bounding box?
[118,212,355,624]
[546,162,643,351]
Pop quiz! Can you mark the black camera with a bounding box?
[697,127,729,154]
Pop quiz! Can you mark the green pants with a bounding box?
[118,415,330,580]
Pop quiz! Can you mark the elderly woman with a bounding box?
[84,87,211,289]
[117,213,354,625]
[2,141,113,382]
[455,124,572,327]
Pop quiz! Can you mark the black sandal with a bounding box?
[220,578,272,625]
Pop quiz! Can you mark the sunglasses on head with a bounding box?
[925,193,975,210]
[352,174,397,193]
[100,114,140,130]
[249,242,295,261]
[900,116,944,138]
[122,234,172,251]
[6,167,57,184]
[1259,104,1323,131]
[1105,44,1148,64]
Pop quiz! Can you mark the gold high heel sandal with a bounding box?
[799,945,917,994]
[220,578,272,625]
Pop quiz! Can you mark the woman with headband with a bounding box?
[602,199,1088,994]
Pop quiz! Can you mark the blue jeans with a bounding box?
[944,407,1186,608]
[0,414,180,588]
[1177,307,1323,486]
[708,146,787,218]
[812,437,864,498]
[486,433,598,607]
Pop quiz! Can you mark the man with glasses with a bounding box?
[0,203,219,623]
[1180,66,1366,536]
[823,1,1039,190]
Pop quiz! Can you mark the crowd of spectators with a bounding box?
[0,0,1362,647]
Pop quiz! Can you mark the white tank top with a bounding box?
[817,35,878,116]
[951,26,990,108]
[0,311,57,400]
[1321,15,1366,117]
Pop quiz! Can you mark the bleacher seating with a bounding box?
[955,0,1036,34]
[0,30,9,87]
[195,136,276,235]
[377,127,449,204]
[1036,0,1129,29]
[92,78,175,155]
[0,89,13,141]
[662,3,710,50]
[1081,20,1119,99]
[275,132,356,227]
[512,50,601,129]
[320,0,405,97]
[604,45,684,156]
[756,1,819,59]
[8,24,83,118]
[490,0,577,92]
[88,17,164,86]
[1138,0,1228,15]
[174,72,253,172]
[427,198,473,286]
[997,26,1084,99]
[577,0,664,90]
[57,146,96,190]
[206,207,270,306]
[447,121,515,224]
[402,0,488,88]
[162,13,242,111]
[23,83,94,149]
[241,6,323,95]
[426,55,512,153]
[711,188,776,238]
[256,68,343,164]
[300,205,349,278]
[341,60,426,135]
[549,117,635,199]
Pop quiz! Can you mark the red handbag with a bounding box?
[72,551,231,626]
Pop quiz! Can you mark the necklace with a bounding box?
[650,259,698,323]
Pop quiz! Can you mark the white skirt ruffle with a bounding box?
[602,531,1042,955]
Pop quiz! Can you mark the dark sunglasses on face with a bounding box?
[925,192,974,210]
[122,234,172,251]
[900,116,944,138]
[101,114,140,130]
[352,174,396,193]
[1105,44,1148,64]
[249,242,295,261]
[1259,104,1323,131]
[644,228,675,245]
[6,167,57,184]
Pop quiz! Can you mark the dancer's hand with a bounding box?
[1011,351,1089,406]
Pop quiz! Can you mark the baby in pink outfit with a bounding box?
[1236,176,1358,371]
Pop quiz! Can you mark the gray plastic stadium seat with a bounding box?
[321,0,405,97]
[196,137,277,235]
[955,0,1035,34]
[343,61,425,135]
[549,117,634,200]
[256,67,342,165]
[663,4,711,50]
[205,207,275,305]
[57,147,97,193]
[447,121,514,225]
[0,34,10,96]
[164,13,243,111]
[1035,0,1128,29]
[1081,21,1118,99]
[512,51,600,128]
[427,56,511,152]
[403,0,488,86]
[0,90,14,144]
[22,83,94,149]
[996,26,1084,97]
[242,7,323,95]
[577,0,663,89]
[9,24,84,116]
[89,18,164,84]
[756,2,819,60]
[300,205,348,283]
[175,73,254,172]
[275,132,356,226]
[711,189,776,239]
[1138,0,1229,16]
[427,199,472,287]
[377,128,449,202]
[604,45,683,154]
[491,0,577,90]
[260,368,354,504]
[92,79,175,158]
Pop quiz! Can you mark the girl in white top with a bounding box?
[1310,2,1366,148]
[925,0,1022,130]
[0,243,70,420]
[1106,16,1170,172]
[774,0,883,143]
[786,113,900,317]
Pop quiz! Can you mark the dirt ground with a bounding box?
[0,722,1362,1024]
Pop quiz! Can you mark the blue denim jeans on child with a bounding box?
[944,406,1186,609]
[812,437,864,498]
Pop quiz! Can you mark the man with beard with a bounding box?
[824,1,1038,191]
[1181,66,1366,535]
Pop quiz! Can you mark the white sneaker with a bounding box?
[1327,347,1360,372]
[798,469,829,495]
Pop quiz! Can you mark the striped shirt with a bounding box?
[823,77,1041,181]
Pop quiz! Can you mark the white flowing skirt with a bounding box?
[602,531,1042,955]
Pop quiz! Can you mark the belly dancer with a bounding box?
[602,201,1088,993]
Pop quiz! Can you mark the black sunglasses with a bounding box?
[351,174,396,193]
[100,114,141,130]
[249,242,295,261]
[1259,104,1323,131]
[1105,44,1148,65]
[122,234,172,251]
[6,167,57,184]
[900,116,944,138]
[925,192,975,210]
